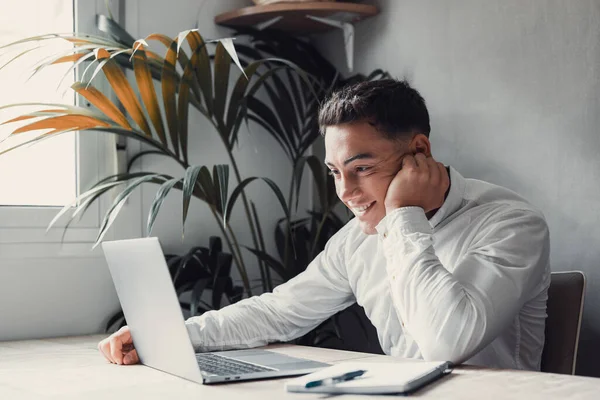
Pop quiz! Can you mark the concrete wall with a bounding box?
[315,0,600,376]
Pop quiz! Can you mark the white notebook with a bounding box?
[285,360,452,395]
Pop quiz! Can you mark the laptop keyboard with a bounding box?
[196,353,276,376]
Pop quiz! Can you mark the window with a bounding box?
[0,0,140,252]
[0,0,76,206]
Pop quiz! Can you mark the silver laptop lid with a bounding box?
[102,237,203,384]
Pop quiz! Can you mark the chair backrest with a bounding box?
[540,271,585,374]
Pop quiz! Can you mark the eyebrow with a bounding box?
[325,153,375,167]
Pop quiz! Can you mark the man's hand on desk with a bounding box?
[98,326,140,365]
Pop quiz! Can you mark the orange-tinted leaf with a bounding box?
[132,50,167,147]
[145,33,190,70]
[12,115,110,134]
[3,109,66,124]
[161,40,180,158]
[93,48,152,136]
[51,52,91,64]
[72,82,131,129]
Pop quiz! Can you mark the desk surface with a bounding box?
[0,334,599,399]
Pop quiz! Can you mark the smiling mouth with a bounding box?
[350,201,375,216]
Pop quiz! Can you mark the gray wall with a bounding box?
[316,0,600,376]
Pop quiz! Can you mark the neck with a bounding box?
[426,166,451,220]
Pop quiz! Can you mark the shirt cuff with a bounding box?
[375,207,433,262]
[376,207,432,236]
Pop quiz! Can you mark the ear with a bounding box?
[408,133,432,157]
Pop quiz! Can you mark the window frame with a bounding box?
[0,0,142,256]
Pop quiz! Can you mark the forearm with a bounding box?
[185,244,355,352]
[378,207,548,363]
[389,245,487,363]
[185,293,319,352]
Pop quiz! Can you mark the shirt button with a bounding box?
[383,232,388,238]
[392,275,396,280]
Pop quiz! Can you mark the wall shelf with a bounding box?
[214,2,379,34]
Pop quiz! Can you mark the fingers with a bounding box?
[98,337,116,364]
[413,153,429,173]
[401,154,416,170]
[123,349,139,365]
[110,335,125,365]
[98,326,134,365]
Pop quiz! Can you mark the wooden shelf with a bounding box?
[214,2,379,34]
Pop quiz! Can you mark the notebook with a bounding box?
[285,360,453,394]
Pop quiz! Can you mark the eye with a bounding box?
[328,169,340,177]
[355,166,371,173]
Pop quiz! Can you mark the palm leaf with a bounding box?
[132,49,167,146]
[182,165,207,236]
[220,38,246,77]
[224,61,264,138]
[57,50,97,90]
[10,114,110,134]
[177,54,193,164]
[93,174,167,248]
[0,120,175,162]
[189,31,213,115]
[245,114,292,160]
[50,52,91,65]
[147,177,183,235]
[127,150,170,171]
[145,33,190,72]
[213,41,230,132]
[94,48,152,136]
[213,165,229,217]
[96,14,136,47]
[294,155,327,212]
[160,39,180,159]
[83,48,129,85]
[46,177,134,232]
[224,177,289,224]
[0,32,119,52]
[72,82,131,128]
[244,246,289,280]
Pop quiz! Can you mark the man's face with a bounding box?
[324,122,409,235]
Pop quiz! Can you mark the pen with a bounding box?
[305,369,367,388]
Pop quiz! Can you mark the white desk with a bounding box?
[0,334,599,399]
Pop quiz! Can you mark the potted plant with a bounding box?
[0,13,387,351]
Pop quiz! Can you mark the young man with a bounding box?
[99,79,550,371]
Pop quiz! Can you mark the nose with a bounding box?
[336,175,360,203]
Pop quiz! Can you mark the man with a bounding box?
[99,79,550,370]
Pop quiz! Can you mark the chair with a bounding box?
[540,271,586,374]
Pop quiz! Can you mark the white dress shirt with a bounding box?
[185,166,551,370]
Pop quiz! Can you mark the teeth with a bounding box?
[352,202,373,213]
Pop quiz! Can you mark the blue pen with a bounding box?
[305,369,367,388]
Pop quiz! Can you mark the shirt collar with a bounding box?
[428,166,467,229]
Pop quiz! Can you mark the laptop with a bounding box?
[101,237,330,384]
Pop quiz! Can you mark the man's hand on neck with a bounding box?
[384,154,450,218]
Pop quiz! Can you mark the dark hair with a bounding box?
[318,79,430,139]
